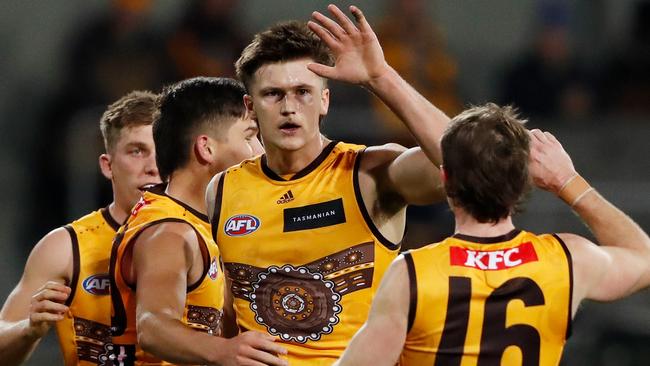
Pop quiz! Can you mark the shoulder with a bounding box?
[359,143,407,171]
[24,226,75,281]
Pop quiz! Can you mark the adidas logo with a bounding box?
[276,190,295,204]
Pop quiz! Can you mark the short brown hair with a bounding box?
[441,103,530,223]
[100,90,158,152]
[235,21,334,90]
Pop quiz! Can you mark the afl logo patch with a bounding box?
[208,257,219,280]
[82,274,110,295]
[224,215,260,236]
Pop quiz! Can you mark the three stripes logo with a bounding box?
[276,190,295,204]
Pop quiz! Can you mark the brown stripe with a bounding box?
[101,206,122,231]
[553,233,574,339]
[210,173,225,243]
[261,140,339,181]
[352,148,401,250]
[63,225,79,307]
[452,229,522,244]
[403,252,417,334]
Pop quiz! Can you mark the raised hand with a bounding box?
[220,331,288,366]
[307,4,390,86]
[28,281,70,339]
[528,129,578,193]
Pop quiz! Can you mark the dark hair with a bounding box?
[153,77,246,181]
[100,90,157,152]
[235,21,334,90]
[441,103,531,223]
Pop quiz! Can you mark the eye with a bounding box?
[297,88,310,95]
[264,90,280,97]
[129,147,143,156]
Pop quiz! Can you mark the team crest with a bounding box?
[224,214,260,236]
[208,257,219,280]
[249,265,342,343]
[82,274,110,295]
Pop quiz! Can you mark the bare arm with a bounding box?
[0,228,72,365]
[335,255,410,366]
[133,222,287,366]
[308,5,448,205]
[529,129,650,305]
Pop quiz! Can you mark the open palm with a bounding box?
[308,5,390,86]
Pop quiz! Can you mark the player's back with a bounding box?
[401,229,572,366]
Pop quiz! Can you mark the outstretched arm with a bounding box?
[133,222,287,366]
[0,229,72,365]
[529,129,650,305]
[335,255,410,366]
[308,5,449,205]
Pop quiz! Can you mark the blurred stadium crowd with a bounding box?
[0,0,648,365]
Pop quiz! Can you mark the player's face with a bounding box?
[245,57,329,153]
[214,116,263,173]
[108,125,161,208]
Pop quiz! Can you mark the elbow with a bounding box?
[135,314,157,354]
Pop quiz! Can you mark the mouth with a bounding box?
[279,121,301,134]
[138,183,158,191]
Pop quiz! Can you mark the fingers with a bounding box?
[327,4,359,35]
[32,283,71,304]
[30,308,66,322]
[235,332,288,366]
[306,62,335,79]
[307,20,340,52]
[311,10,347,41]
[349,5,372,33]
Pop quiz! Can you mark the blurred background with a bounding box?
[0,0,648,364]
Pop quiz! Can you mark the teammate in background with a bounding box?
[335,104,650,365]
[109,77,287,365]
[0,91,161,365]
[207,5,449,364]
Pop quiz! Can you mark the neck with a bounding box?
[107,201,130,225]
[265,135,330,176]
[165,168,211,215]
[453,206,516,238]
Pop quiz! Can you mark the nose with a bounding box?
[280,94,296,115]
[145,153,160,180]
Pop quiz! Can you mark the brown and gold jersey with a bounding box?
[211,141,401,365]
[54,207,119,366]
[109,186,224,365]
[401,230,573,366]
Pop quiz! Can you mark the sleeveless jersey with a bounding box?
[401,229,573,366]
[109,187,224,365]
[55,207,120,365]
[211,141,401,365]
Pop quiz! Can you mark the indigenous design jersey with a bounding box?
[110,186,224,365]
[212,141,401,365]
[54,207,120,366]
[401,229,573,366]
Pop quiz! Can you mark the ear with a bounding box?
[243,94,257,122]
[194,135,216,165]
[99,154,113,180]
[320,88,330,116]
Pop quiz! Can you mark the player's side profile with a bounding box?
[0,91,161,366]
[335,103,650,366]
[206,5,449,365]
[108,77,286,366]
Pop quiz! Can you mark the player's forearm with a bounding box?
[366,66,450,165]
[335,325,399,366]
[137,313,224,365]
[0,319,41,365]
[571,189,650,254]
